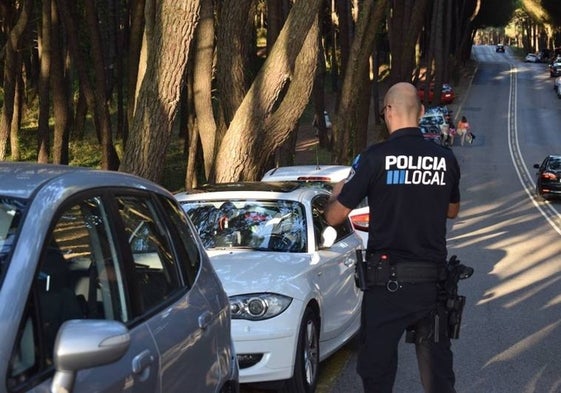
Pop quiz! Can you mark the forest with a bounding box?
[0,0,559,190]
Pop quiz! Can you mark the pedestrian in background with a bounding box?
[445,112,456,145]
[456,116,470,146]
[324,82,461,393]
[440,122,451,147]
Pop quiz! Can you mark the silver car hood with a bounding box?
[205,249,314,299]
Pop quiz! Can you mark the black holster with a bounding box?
[406,255,473,343]
[405,305,449,344]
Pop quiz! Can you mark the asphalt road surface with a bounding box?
[244,44,561,393]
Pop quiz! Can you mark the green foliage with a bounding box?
[68,138,105,168]
[12,128,40,162]
[13,126,186,192]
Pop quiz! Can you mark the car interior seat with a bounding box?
[37,245,84,356]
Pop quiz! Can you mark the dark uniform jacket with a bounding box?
[338,127,460,263]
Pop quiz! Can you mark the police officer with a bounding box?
[324,82,460,393]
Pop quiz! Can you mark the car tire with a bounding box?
[280,307,320,393]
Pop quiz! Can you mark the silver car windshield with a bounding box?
[182,200,307,252]
[0,197,26,277]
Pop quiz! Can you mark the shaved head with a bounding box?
[382,82,424,133]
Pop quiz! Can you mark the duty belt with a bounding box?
[362,252,445,292]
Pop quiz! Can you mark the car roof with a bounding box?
[261,165,351,183]
[421,111,445,119]
[175,181,330,201]
[0,162,168,199]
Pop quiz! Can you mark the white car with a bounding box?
[525,53,539,63]
[261,165,369,247]
[175,182,362,392]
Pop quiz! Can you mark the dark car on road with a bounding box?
[496,44,505,53]
[534,155,561,200]
[550,59,561,77]
[0,163,239,393]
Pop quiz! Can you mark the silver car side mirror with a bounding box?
[321,226,337,248]
[51,320,130,393]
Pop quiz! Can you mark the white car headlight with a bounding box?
[229,293,292,321]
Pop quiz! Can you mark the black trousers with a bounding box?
[357,283,456,393]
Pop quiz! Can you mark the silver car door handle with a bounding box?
[344,257,355,267]
[132,350,154,374]
[198,311,213,330]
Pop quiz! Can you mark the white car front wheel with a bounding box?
[280,307,319,393]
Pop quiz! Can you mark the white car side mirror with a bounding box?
[321,226,337,248]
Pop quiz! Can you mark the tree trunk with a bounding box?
[192,0,217,182]
[74,90,88,139]
[214,0,323,182]
[214,0,255,144]
[183,70,199,190]
[37,0,52,163]
[336,0,351,90]
[332,0,388,164]
[51,0,70,165]
[312,19,330,150]
[84,0,119,170]
[125,0,146,144]
[58,0,103,148]
[113,0,126,140]
[354,65,370,154]
[388,0,430,84]
[432,0,445,107]
[10,72,23,161]
[0,0,32,161]
[120,0,201,182]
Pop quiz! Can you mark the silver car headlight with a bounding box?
[229,293,292,321]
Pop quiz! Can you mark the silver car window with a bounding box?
[115,196,182,313]
[8,196,128,384]
[0,198,25,279]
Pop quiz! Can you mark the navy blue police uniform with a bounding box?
[337,127,460,393]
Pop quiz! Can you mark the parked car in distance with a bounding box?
[549,59,561,77]
[175,181,363,393]
[496,44,505,53]
[417,82,456,104]
[0,162,239,393]
[525,53,540,63]
[534,155,561,200]
[261,165,369,247]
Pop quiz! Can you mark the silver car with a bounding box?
[0,163,238,393]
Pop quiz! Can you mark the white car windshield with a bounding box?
[182,200,307,252]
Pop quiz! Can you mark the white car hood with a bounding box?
[205,249,314,299]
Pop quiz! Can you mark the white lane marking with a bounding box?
[507,62,561,235]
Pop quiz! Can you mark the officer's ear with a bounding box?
[419,104,425,120]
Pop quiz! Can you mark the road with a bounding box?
[245,45,561,393]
